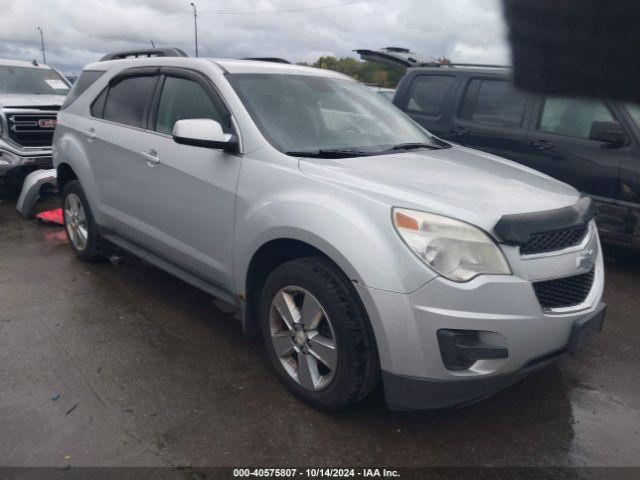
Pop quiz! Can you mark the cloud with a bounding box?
[0,0,509,74]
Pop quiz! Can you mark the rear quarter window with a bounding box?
[538,97,616,139]
[90,88,108,118]
[624,103,640,129]
[404,75,455,116]
[61,70,105,110]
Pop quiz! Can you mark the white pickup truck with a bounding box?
[0,59,70,194]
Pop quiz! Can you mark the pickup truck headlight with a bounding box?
[393,208,511,282]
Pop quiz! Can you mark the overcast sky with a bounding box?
[0,0,510,75]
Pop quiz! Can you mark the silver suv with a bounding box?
[53,55,606,411]
[0,59,70,192]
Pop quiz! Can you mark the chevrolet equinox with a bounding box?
[53,55,606,411]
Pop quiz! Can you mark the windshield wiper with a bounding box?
[285,149,373,158]
[385,142,442,152]
[286,143,445,158]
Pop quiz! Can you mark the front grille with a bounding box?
[521,224,589,255]
[533,268,595,310]
[7,111,59,147]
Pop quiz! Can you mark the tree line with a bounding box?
[298,56,405,88]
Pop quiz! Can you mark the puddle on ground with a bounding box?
[568,386,640,466]
[42,229,69,247]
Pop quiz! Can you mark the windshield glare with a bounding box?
[229,73,434,154]
[0,65,70,95]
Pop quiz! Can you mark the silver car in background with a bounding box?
[53,55,606,410]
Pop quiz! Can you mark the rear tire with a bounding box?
[259,257,379,411]
[62,180,110,261]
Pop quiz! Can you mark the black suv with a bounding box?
[357,48,640,250]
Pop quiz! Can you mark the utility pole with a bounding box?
[150,40,156,48]
[190,2,199,58]
[37,27,46,64]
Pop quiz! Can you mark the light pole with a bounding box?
[190,2,199,58]
[37,27,46,64]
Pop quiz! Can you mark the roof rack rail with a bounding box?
[99,48,189,62]
[448,63,510,69]
[243,57,292,64]
[354,48,439,68]
[382,47,411,53]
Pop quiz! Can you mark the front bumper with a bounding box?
[16,168,57,219]
[355,226,605,410]
[383,302,606,410]
[0,139,53,177]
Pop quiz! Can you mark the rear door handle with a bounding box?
[85,128,97,140]
[530,139,554,150]
[450,126,469,135]
[141,149,160,166]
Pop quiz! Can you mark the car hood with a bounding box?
[0,94,65,108]
[298,145,581,237]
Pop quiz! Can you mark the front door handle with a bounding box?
[141,149,160,166]
[530,139,554,150]
[450,126,469,135]
[85,128,97,141]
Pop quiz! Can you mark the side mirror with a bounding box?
[173,119,239,153]
[589,121,626,148]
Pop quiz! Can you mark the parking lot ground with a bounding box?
[1,196,639,468]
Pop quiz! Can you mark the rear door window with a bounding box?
[405,75,455,116]
[460,79,528,128]
[154,76,228,135]
[537,97,616,139]
[102,75,157,128]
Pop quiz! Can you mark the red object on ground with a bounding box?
[36,208,64,226]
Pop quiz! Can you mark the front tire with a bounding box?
[62,180,110,261]
[259,257,379,411]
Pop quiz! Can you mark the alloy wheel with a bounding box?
[269,286,338,391]
[64,193,88,251]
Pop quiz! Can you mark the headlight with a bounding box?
[393,208,511,282]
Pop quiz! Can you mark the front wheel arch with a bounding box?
[56,163,78,195]
[244,238,350,336]
[259,256,380,410]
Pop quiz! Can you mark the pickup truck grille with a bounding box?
[6,111,59,148]
[533,267,595,310]
[521,224,589,255]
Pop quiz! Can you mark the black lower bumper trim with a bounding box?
[567,303,606,354]
[383,370,520,411]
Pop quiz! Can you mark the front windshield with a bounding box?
[0,65,70,95]
[228,73,435,154]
